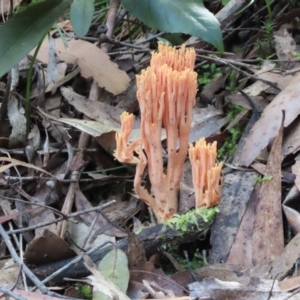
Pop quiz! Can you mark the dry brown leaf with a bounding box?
[33,38,130,95]
[279,276,300,292]
[24,229,76,265]
[251,113,284,266]
[61,86,130,127]
[209,171,257,265]
[226,187,260,268]
[274,27,299,70]
[241,72,300,166]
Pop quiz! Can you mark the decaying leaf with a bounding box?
[210,171,257,264]
[33,38,130,95]
[226,186,260,268]
[189,278,293,300]
[241,73,300,166]
[24,229,76,265]
[252,113,284,266]
[61,86,140,128]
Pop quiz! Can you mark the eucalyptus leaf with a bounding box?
[70,0,94,38]
[121,0,223,51]
[0,0,72,77]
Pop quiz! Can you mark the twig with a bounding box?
[101,0,119,53]
[7,200,116,235]
[81,211,100,249]
[109,49,150,56]
[31,240,114,291]
[0,286,26,300]
[196,54,281,91]
[0,224,81,300]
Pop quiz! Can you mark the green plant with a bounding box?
[75,283,92,300]
[226,103,244,122]
[226,70,238,92]
[218,127,242,159]
[177,248,205,270]
[198,63,222,86]
[292,52,300,59]
[253,175,273,184]
[218,103,243,159]
[254,0,276,56]
[0,0,72,78]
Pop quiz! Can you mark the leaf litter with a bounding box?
[3,1,300,300]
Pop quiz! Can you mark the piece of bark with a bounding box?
[31,215,214,285]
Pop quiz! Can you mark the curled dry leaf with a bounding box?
[32,38,130,95]
[241,73,300,166]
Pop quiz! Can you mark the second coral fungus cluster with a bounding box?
[115,43,222,223]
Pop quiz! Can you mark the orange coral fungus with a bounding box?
[189,138,223,208]
[115,43,214,223]
[115,112,140,164]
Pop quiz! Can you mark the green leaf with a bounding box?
[98,249,129,293]
[70,0,95,38]
[121,0,223,51]
[0,0,72,77]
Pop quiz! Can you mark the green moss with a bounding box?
[162,207,219,235]
[253,175,273,184]
[75,283,92,300]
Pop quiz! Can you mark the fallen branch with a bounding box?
[31,214,214,286]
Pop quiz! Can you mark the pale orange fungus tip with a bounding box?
[189,138,223,208]
[114,112,140,164]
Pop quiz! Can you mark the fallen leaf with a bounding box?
[274,27,300,70]
[189,105,227,143]
[241,72,300,166]
[33,38,130,95]
[283,116,300,158]
[61,86,140,128]
[226,186,260,268]
[283,185,300,234]
[189,278,290,300]
[98,249,130,294]
[210,171,257,264]
[252,113,284,266]
[279,276,300,292]
[84,255,130,300]
[24,229,76,265]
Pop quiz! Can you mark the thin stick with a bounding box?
[7,200,116,235]
[0,224,81,300]
[0,286,26,300]
[31,240,114,291]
